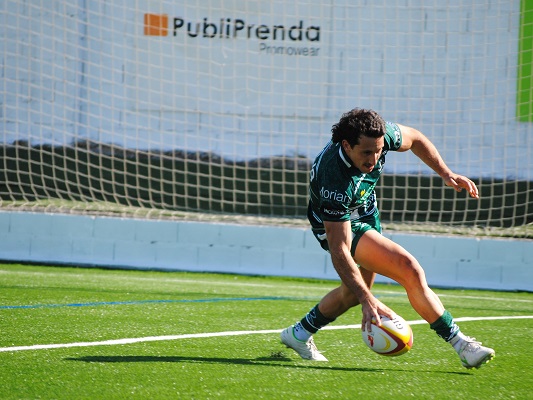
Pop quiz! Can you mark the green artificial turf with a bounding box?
[0,264,532,399]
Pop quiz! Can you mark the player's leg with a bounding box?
[354,229,444,323]
[281,221,377,361]
[280,261,374,361]
[354,229,495,368]
[317,267,375,319]
[293,263,375,337]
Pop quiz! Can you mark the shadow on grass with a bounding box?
[65,355,471,375]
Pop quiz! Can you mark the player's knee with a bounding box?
[395,254,425,288]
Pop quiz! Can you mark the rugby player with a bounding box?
[281,108,495,369]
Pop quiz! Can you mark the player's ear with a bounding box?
[341,139,352,151]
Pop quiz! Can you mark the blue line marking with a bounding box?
[0,293,403,311]
[0,296,319,310]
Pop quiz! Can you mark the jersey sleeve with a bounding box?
[384,122,402,151]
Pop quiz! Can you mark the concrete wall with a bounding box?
[0,211,531,292]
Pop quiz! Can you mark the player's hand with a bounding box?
[444,174,479,199]
[360,297,395,332]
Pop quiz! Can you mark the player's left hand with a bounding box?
[444,174,479,199]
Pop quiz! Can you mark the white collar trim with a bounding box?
[338,145,352,168]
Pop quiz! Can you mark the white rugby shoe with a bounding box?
[457,337,495,369]
[280,325,328,361]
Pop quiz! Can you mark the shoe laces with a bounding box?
[307,338,323,355]
[462,337,482,352]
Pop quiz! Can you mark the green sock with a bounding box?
[430,310,460,342]
[300,304,335,334]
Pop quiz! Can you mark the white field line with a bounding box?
[1,315,532,353]
[0,269,332,292]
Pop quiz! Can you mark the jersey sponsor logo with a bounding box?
[322,207,346,217]
[320,186,349,203]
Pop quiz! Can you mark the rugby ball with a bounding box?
[361,314,413,356]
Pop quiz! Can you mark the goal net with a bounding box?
[1,0,531,237]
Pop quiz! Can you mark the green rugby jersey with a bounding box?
[307,122,402,230]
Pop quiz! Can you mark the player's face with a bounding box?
[342,135,384,173]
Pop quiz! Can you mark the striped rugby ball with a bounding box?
[361,314,413,356]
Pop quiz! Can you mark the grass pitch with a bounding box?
[0,263,532,399]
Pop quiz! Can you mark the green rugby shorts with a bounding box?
[312,210,381,256]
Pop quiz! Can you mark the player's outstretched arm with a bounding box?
[396,123,479,199]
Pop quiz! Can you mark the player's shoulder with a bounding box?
[316,142,341,170]
[314,146,350,186]
[384,121,402,151]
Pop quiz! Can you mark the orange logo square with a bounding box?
[144,13,168,36]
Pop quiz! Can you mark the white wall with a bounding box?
[1,211,531,292]
[2,1,531,180]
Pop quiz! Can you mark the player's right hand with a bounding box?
[360,297,396,332]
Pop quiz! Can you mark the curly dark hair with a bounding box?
[331,108,386,145]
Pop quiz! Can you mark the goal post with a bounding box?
[1,0,531,237]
